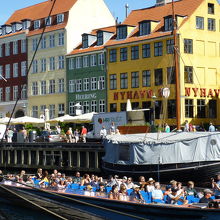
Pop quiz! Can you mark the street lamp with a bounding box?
[151,95,157,126]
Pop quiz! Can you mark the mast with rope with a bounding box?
[172,0,181,131]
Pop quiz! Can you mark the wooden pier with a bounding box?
[0,142,104,172]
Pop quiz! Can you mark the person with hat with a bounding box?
[84,185,95,196]
[146,178,155,193]
[199,189,214,203]
[130,185,144,203]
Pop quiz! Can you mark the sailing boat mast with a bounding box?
[172,0,181,130]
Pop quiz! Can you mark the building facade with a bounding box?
[106,0,220,127]
[66,26,115,115]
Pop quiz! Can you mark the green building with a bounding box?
[66,26,115,115]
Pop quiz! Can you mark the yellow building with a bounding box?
[106,0,220,128]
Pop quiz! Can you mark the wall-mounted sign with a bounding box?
[185,88,220,98]
[76,93,97,100]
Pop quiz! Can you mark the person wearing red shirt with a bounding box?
[81,126,87,143]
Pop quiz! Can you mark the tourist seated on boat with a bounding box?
[39,170,49,186]
[91,175,103,188]
[120,176,128,189]
[66,177,73,186]
[96,182,107,197]
[185,181,198,197]
[26,176,34,185]
[53,169,58,178]
[167,188,188,205]
[145,178,155,192]
[57,179,67,190]
[126,177,135,189]
[108,184,120,200]
[152,182,164,201]
[84,185,95,196]
[177,182,185,196]
[6,173,16,181]
[35,168,43,179]
[18,170,26,179]
[164,185,172,196]
[111,175,121,187]
[211,173,220,199]
[119,183,129,201]
[106,175,115,187]
[73,172,82,184]
[138,176,146,191]
[170,180,178,189]
[130,185,144,203]
[199,189,214,203]
[60,173,66,181]
[80,174,91,186]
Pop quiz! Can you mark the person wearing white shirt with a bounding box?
[100,126,107,139]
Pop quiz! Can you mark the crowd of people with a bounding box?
[66,126,87,143]
[1,169,220,205]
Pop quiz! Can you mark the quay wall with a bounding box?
[0,143,104,173]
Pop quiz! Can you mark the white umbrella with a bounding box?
[11,116,44,124]
[126,99,132,111]
[64,112,97,123]
[0,117,15,124]
[47,114,75,123]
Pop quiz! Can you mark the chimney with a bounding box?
[156,0,172,6]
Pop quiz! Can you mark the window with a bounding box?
[49,57,55,71]
[21,40,26,53]
[142,44,151,58]
[142,101,151,109]
[110,74,117,90]
[168,100,176,118]
[155,101,162,119]
[97,31,103,46]
[22,20,29,30]
[208,18,216,31]
[49,34,55,48]
[41,58,46,72]
[117,26,127,39]
[110,103,117,112]
[98,53,105,65]
[184,39,193,54]
[139,21,150,36]
[131,46,139,60]
[167,67,175,84]
[5,87,10,101]
[131,72,139,88]
[13,41,18,54]
[132,102,139,110]
[99,100,105,113]
[197,99,206,118]
[209,100,217,118]
[34,20,40,29]
[49,104,55,119]
[91,100,97,112]
[41,36,46,49]
[32,82,38,95]
[76,57,82,69]
[69,58,75,70]
[12,24,16,33]
[98,76,105,90]
[32,106,38,118]
[5,43,10,56]
[196,16,204,29]
[13,86,18,100]
[185,99,193,118]
[5,64,10,78]
[120,73,128,89]
[0,45,2,57]
[32,60,38,73]
[109,49,117,62]
[76,79,82,92]
[45,16,51,26]
[154,68,163,86]
[90,55,96,66]
[120,103,127,111]
[69,80,75,93]
[58,104,65,116]
[21,84,27,99]
[82,35,88,48]
[83,56,89,67]
[0,88,2,102]
[58,78,64,93]
[83,78,89,91]
[120,48,127,61]
[83,101,90,113]
[57,14,64,24]
[91,77,97,90]
[41,81,46,95]
[58,56,64,69]
[184,66,193,83]
[58,32,64,46]
[164,16,173,31]
[142,70,151,87]
[208,3,214,14]
[154,42,163,56]
[13,63,18,77]
[69,102,75,115]
[32,38,38,51]
[166,39,174,54]
[49,80,55,94]
[40,105,46,114]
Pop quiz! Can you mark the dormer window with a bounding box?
[57,14,64,24]
[45,16,51,26]
[208,3,214,14]
[22,20,31,30]
[139,21,151,36]
[34,20,40,29]
[97,31,103,46]
[117,26,127,40]
[12,24,16,33]
[164,16,173,31]
[82,35,88,48]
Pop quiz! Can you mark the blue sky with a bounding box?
[0,0,156,24]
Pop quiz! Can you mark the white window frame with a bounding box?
[5,64,10,79]
[13,41,18,55]
[49,79,56,94]
[41,36,46,49]
[58,32,64,46]
[49,104,55,119]
[34,20,40,29]
[58,103,65,114]
[0,88,3,101]
[90,54,96,66]
[32,60,38,73]
[32,106,38,118]
[21,39,26,53]
[58,56,64,69]
[76,79,82,92]
[57,14,64,24]
[91,77,97,91]
[32,38,38,51]
[32,82,38,95]
[69,102,75,115]
[13,63,18,77]
[83,56,89,67]
[5,87,10,101]
[13,85,18,100]
[98,53,104,65]
[45,16,51,26]
[83,78,89,91]
[69,80,75,93]
[49,57,55,71]
[99,99,105,113]
[41,58,46,72]
[5,43,10,56]
[49,34,55,48]
[69,58,75,70]
[21,84,27,99]
[98,76,105,90]
[0,65,3,77]
[58,78,64,93]
[20,61,26,76]
[83,101,90,113]
[41,81,47,95]
[76,57,82,69]
[91,100,97,112]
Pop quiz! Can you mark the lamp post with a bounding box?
[151,95,157,126]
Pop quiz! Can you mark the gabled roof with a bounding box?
[105,0,204,47]
[5,0,77,24]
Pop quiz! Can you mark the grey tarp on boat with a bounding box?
[103,132,220,165]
